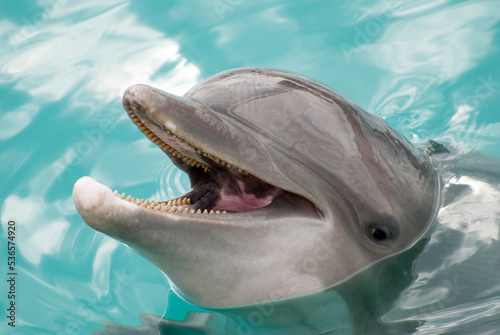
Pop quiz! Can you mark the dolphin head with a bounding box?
[73,68,438,308]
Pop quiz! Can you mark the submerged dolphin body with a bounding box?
[73,68,438,329]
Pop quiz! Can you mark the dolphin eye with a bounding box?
[367,223,391,243]
[370,227,387,240]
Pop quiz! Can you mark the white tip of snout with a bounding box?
[73,176,111,211]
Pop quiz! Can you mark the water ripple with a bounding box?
[154,158,190,201]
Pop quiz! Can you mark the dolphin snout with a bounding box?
[122,84,153,115]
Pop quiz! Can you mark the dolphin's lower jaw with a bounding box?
[73,172,326,307]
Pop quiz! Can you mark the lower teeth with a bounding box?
[113,191,226,214]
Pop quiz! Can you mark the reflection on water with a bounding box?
[0,0,499,334]
[384,145,500,334]
[369,2,499,80]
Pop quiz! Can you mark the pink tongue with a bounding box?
[212,180,280,213]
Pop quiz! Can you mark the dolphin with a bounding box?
[73,68,438,324]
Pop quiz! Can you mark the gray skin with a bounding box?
[73,68,438,310]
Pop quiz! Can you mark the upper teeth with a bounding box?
[127,109,247,174]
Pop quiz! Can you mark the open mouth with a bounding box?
[118,89,319,217]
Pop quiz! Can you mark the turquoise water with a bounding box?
[1,0,499,334]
